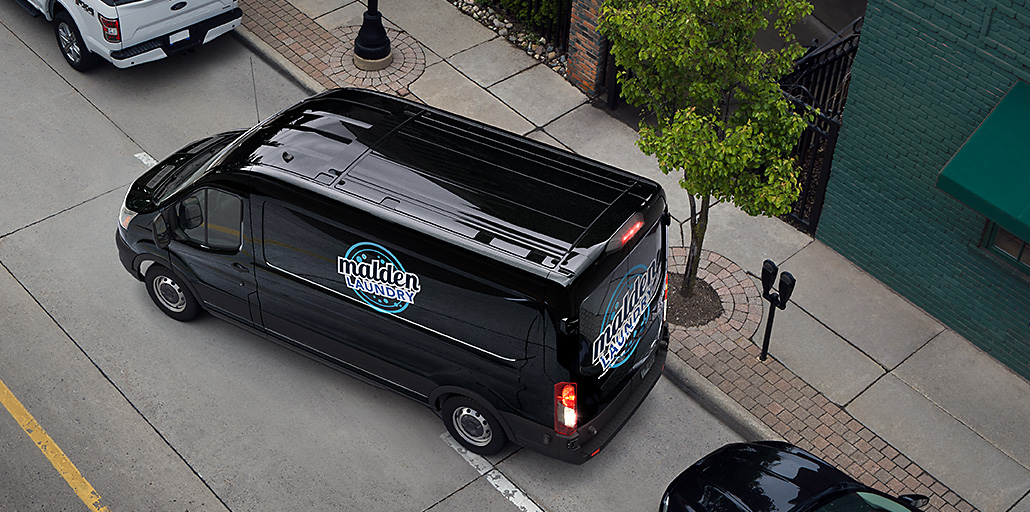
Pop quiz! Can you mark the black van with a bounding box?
[116,88,669,464]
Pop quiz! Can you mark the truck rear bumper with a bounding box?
[109,8,242,68]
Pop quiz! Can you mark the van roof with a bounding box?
[225,88,663,271]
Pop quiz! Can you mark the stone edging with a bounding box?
[324,27,426,96]
[666,247,764,357]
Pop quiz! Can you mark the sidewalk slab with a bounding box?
[1014,494,1030,512]
[314,1,401,31]
[780,241,944,370]
[542,104,684,203]
[849,374,1030,512]
[489,64,587,127]
[526,129,565,149]
[409,62,533,135]
[382,0,495,58]
[896,329,1030,468]
[449,38,538,87]
[753,301,885,405]
[701,201,813,275]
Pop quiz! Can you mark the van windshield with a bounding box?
[147,131,243,206]
[579,221,666,378]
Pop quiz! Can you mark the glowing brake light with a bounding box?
[554,382,577,435]
[663,271,669,318]
[621,221,643,246]
[99,14,120,43]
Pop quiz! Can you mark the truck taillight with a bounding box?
[99,14,120,43]
[554,382,577,435]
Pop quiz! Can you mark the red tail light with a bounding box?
[99,14,120,43]
[621,221,643,246]
[554,382,577,435]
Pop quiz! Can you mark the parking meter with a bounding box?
[759,261,796,360]
[761,260,777,296]
[777,272,795,308]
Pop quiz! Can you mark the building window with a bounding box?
[987,223,1030,273]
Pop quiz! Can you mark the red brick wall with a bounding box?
[566,0,606,95]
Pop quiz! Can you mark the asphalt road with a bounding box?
[0,5,743,510]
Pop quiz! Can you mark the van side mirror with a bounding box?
[898,495,929,509]
[153,214,171,249]
[178,196,203,230]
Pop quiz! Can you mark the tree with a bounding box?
[599,0,812,297]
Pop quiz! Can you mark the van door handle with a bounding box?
[231,262,249,273]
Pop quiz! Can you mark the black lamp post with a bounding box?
[353,0,393,70]
[759,259,795,361]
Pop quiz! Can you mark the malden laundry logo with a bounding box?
[338,242,421,314]
[592,260,662,373]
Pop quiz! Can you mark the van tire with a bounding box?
[442,396,507,455]
[55,11,100,72]
[145,265,201,321]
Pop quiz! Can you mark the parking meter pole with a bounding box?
[760,297,776,361]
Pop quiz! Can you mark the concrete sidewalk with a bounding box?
[228,1,1030,510]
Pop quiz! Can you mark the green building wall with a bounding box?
[816,0,1030,379]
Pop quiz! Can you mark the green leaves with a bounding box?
[599,0,812,217]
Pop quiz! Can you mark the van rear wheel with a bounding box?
[55,11,100,72]
[442,396,507,455]
[145,265,200,321]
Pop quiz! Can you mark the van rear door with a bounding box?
[577,216,667,410]
[114,0,235,48]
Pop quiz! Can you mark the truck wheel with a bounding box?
[55,11,100,71]
[145,265,200,321]
[442,396,507,455]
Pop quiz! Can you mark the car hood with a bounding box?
[664,442,858,512]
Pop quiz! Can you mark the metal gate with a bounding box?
[780,17,863,235]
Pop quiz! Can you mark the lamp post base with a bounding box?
[353,51,394,71]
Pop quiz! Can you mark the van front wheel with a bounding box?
[145,265,200,321]
[442,396,507,455]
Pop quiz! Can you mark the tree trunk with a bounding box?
[681,194,711,298]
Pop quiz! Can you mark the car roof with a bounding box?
[223,88,663,274]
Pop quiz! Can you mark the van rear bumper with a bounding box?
[504,325,669,464]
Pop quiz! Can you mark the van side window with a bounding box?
[178,189,242,251]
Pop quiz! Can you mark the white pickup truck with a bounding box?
[18,0,242,71]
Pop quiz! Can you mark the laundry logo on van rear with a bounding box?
[338,242,421,314]
[592,259,662,374]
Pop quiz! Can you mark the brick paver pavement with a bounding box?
[668,247,977,512]
[239,0,424,95]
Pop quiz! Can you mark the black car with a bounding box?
[661,441,929,512]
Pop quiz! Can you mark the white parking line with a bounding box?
[134,152,158,167]
[441,433,544,512]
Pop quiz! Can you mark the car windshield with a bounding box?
[811,491,911,512]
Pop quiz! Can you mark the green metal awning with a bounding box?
[937,80,1030,242]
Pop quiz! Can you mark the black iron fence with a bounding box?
[780,17,863,235]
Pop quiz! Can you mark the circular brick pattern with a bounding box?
[667,247,764,358]
[324,27,426,96]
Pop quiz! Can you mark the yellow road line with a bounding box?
[0,377,109,511]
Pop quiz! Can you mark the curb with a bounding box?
[232,27,324,96]
[663,354,782,442]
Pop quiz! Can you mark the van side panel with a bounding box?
[253,193,536,411]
